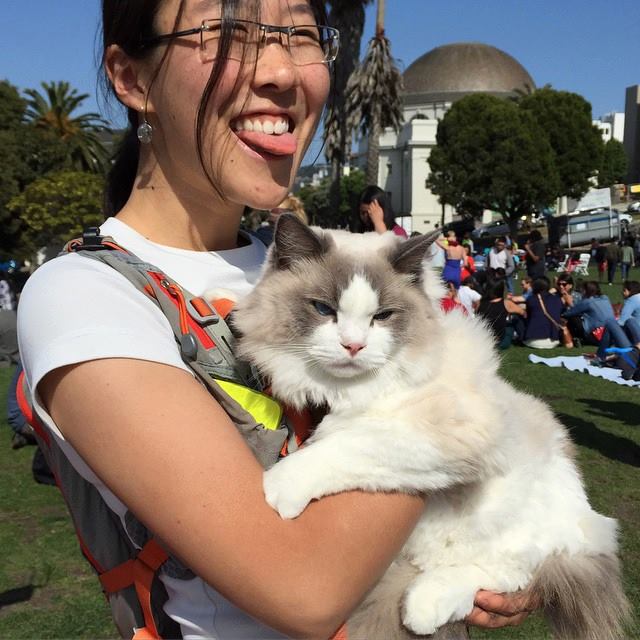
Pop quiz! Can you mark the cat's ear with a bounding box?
[271,213,331,270]
[389,230,440,282]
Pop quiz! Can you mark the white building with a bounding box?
[593,112,625,143]
[357,42,536,233]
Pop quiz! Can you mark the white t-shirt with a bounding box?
[457,286,482,315]
[17,217,287,640]
[487,248,507,271]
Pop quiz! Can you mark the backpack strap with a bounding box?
[13,229,295,639]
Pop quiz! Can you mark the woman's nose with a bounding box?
[252,35,297,93]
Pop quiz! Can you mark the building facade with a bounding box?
[624,85,640,185]
[356,42,536,234]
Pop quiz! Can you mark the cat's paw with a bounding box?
[263,457,313,519]
[402,579,473,636]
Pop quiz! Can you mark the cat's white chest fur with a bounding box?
[262,310,619,635]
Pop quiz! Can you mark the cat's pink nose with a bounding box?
[342,342,365,357]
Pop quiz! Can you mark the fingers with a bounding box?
[474,588,540,616]
[466,606,530,628]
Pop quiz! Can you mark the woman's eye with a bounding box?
[312,301,336,317]
[373,310,393,321]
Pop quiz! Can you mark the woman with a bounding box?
[562,281,615,348]
[477,278,526,349]
[355,185,408,238]
[523,277,564,349]
[436,232,467,289]
[17,1,534,637]
[459,244,476,282]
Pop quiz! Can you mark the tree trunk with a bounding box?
[366,0,385,186]
[366,116,381,186]
[326,2,368,221]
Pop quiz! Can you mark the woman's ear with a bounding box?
[104,44,147,112]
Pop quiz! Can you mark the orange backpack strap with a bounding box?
[99,538,169,640]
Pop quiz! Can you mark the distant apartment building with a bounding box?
[593,112,625,143]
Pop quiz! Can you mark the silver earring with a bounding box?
[137,101,153,144]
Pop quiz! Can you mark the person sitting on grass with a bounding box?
[562,281,615,347]
[522,277,564,349]
[477,278,526,349]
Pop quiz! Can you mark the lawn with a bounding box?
[1,284,639,638]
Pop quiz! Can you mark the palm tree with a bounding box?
[345,0,404,186]
[323,0,373,221]
[24,81,112,174]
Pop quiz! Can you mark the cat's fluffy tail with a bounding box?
[531,552,632,640]
[345,558,469,640]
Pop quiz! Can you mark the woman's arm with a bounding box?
[506,299,526,316]
[40,358,423,639]
[366,200,389,234]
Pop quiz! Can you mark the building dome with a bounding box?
[402,42,535,104]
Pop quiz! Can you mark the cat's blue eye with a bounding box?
[373,310,393,321]
[312,301,336,317]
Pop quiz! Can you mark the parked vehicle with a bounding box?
[548,208,623,248]
[471,220,510,239]
[627,201,640,213]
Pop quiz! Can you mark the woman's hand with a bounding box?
[367,200,388,234]
[466,589,540,629]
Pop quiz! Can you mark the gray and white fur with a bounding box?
[233,214,631,639]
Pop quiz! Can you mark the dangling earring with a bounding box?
[136,96,153,144]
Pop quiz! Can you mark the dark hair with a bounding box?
[101,0,330,216]
[532,276,550,295]
[623,280,640,296]
[529,229,542,242]
[556,273,574,287]
[483,278,505,300]
[461,275,480,291]
[582,280,601,298]
[354,185,396,232]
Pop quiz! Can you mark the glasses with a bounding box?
[142,18,339,66]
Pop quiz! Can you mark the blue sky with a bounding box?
[2,0,639,160]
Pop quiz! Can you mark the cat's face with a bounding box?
[234,216,441,403]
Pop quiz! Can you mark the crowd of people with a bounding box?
[432,226,640,378]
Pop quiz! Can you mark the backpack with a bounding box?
[17,228,311,639]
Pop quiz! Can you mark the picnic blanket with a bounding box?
[528,354,640,388]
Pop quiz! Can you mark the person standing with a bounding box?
[620,240,635,282]
[524,230,546,279]
[436,233,466,289]
[487,237,508,274]
[605,241,622,285]
[15,2,537,636]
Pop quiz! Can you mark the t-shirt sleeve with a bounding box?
[17,253,190,394]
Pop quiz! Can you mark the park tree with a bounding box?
[345,0,403,185]
[8,171,104,257]
[0,81,71,257]
[298,168,366,228]
[519,87,603,199]
[428,94,559,237]
[597,138,628,188]
[24,81,112,174]
[324,0,372,215]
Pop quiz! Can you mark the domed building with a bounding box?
[361,42,536,231]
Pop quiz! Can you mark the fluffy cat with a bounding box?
[233,214,630,639]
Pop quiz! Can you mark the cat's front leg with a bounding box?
[263,445,333,519]
[402,565,492,636]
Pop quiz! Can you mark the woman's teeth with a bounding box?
[232,118,290,135]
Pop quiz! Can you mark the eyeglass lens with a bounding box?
[199,20,338,65]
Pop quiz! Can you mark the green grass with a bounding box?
[1,317,639,638]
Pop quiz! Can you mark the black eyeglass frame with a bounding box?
[140,18,340,64]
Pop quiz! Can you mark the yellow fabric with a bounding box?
[216,380,283,431]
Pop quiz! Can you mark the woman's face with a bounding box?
[146,0,330,211]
